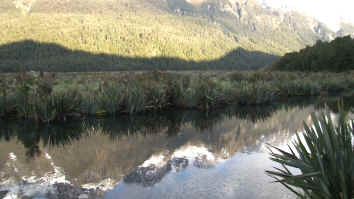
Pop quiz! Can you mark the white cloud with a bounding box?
[261,0,354,31]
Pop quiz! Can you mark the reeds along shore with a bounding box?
[0,70,353,123]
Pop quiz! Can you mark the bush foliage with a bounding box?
[272,36,354,72]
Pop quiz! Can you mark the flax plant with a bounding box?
[267,112,354,199]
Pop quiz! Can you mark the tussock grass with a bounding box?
[0,71,353,123]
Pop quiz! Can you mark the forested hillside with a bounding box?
[272,36,354,72]
[0,0,351,71]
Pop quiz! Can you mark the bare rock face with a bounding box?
[193,155,216,169]
[169,157,189,171]
[124,157,189,187]
[54,183,104,199]
[166,0,336,44]
[123,154,221,187]
[0,181,105,199]
[124,164,172,187]
[55,183,86,199]
[337,22,354,38]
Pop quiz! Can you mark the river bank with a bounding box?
[0,70,353,123]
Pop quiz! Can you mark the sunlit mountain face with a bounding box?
[1,0,353,72]
[1,99,352,199]
[259,0,354,32]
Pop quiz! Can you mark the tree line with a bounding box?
[272,36,354,72]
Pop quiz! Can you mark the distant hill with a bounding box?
[271,36,354,72]
[0,0,353,71]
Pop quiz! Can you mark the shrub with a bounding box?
[267,112,354,199]
[97,82,124,115]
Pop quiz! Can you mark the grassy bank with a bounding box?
[0,70,353,122]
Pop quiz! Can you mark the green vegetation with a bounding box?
[0,0,336,72]
[0,70,353,123]
[272,36,354,72]
[0,0,279,72]
[0,40,278,72]
[267,112,354,199]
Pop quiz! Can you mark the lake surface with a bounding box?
[0,98,352,199]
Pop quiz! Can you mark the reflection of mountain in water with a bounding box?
[120,104,317,187]
[0,102,310,181]
[0,97,352,198]
[123,145,223,187]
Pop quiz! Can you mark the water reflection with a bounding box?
[0,97,352,199]
[0,97,316,157]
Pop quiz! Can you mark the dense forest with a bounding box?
[272,36,354,72]
[0,0,342,72]
[0,40,279,72]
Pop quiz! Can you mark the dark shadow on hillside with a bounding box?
[0,40,279,72]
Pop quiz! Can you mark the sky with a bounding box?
[260,0,354,31]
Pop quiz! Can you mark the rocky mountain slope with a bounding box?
[337,22,354,37]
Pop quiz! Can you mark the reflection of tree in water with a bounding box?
[0,121,84,159]
[0,123,40,159]
[24,138,41,159]
[314,94,354,113]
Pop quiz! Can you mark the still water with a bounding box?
[0,98,352,199]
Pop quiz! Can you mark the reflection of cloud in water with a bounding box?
[172,145,223,162]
